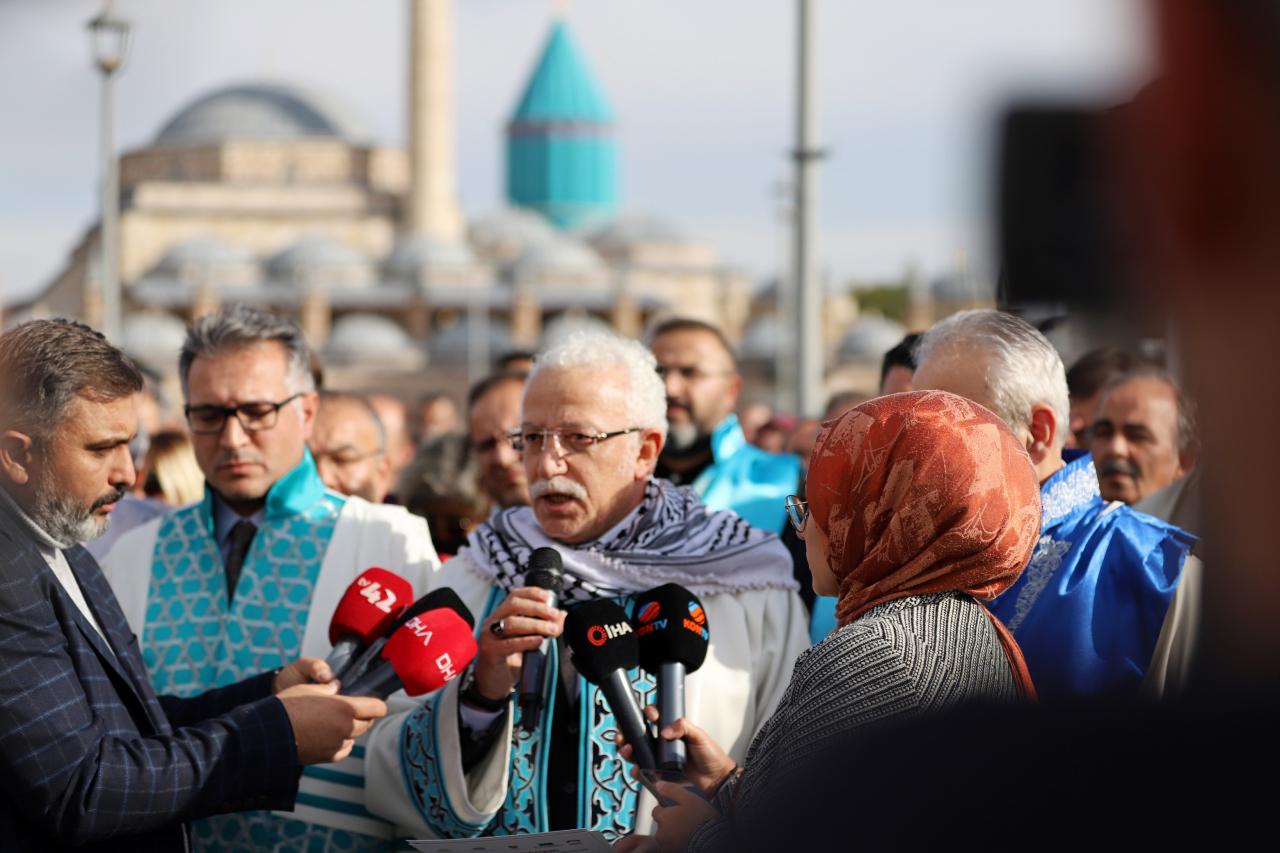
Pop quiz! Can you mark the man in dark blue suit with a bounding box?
[0,319,387,851]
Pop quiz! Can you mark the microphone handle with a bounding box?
[518,587,558,731]
[337,637,386,684]
[324,636,361,678]
[600,668,656,770]
[656,662,687,771]
[342,662,404,700]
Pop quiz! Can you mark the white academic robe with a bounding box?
[362,549,810,839]
[102,493,442,842]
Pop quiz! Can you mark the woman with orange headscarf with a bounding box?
[615,391,1042,853]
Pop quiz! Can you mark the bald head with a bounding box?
[310,393,393,503]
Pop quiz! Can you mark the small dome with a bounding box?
[267,235,373,290]
[122,312,187,370]
[587,215,685,251]
[150,236,260,288]
[154,82,361,146]
[739,314,788,360]
[469,208,556,264]
[427,319,513,362]
[513,236,606,283]
[385,236,481,288]
[837,315,906,361]
[325,313,424,368]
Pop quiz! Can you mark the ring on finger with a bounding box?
[489,618,507,637]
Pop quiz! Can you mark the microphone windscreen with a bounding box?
[524,547,564,594]
[633,583,711,674]
[393,586,476,631]
[328,567,413,646]
[380,608,479,696]
[564,599,639,684]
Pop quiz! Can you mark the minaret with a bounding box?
[407,0,463,240]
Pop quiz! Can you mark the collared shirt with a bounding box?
[0,486,108,641]
[989,452,1195,698]
[210,492,265,567]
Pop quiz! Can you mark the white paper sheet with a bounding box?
[407,829,613,852]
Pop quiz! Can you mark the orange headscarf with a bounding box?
[806,390,1041,701]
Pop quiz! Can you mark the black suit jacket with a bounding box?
[0,504,300,851]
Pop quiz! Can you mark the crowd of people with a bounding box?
[3,0,1278,849]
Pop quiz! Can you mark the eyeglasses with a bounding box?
[785,494,810,536]
[506,427,644,455]
[655,364,735,382]
[185,393,304,435]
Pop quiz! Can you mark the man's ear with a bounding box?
[1026,404,1059,468]
[634,429,664,481]
[0,430,37,487]
[299,391,319,441]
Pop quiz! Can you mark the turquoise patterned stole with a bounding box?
[402,589,657,840]
[140,453,387,852]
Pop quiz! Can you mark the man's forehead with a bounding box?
[652,329,733,366]
[315,399,378,439]
[1099,379,1178,422]
[523,366,627,421]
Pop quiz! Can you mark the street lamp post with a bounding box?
[791,0,824,417]
[87,2,130,343]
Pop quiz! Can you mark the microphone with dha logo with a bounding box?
[336,586,474,684]
[341,607,478,700]
[632,584,711,771]
[564,598,657,771]
[324,568,412,677]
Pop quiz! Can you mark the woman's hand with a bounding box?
[616,706,737,798]
[651,781,718,851]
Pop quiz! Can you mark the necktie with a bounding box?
[225,520,257,603]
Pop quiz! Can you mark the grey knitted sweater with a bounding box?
[687,592,1018,852]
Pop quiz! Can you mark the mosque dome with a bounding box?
[837,314,906,361]
[385,235,482,288]
[149,236,260,288]
[122,311,188,370]
[513,235,606,284]
[468,208,557,264]
[587,215,686,251]
[325,313,424,368]
[266,235,374,290]
[427,319,513,362]
[739,314,788,361]
[154,82,363,146]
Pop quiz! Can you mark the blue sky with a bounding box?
[0,0,1150,304]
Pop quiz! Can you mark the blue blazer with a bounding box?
[0,505,300,851]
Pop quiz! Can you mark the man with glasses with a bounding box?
[310,391,394,504]
[102,305,441,852]
[464,370,530,511]
[363,330,807,842]
[648,318,801,534]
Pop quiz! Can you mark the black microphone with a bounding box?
[564,599,656,770]
[633,584,711,771]
[519,547,564,730]
[337,587,474,685]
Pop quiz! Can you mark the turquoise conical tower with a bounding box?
[506,19,617,229]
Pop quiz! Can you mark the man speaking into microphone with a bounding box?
[101,306,441,851]
[364,330,808,841]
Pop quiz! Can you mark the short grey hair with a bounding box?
[917,309,1070,447]
[179,304,315,396]
[531,330,668,439]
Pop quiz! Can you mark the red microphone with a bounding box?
[325,568,413,677]
[341,608,478,699]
